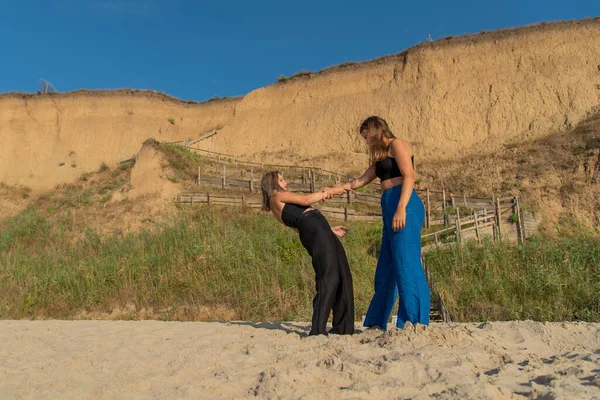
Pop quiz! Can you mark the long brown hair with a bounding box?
[260,171,284,211]
[360,116,396,166]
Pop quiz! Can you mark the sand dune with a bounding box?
[1,320,598,399]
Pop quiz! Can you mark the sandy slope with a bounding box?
[0,90,239,189]
[1,320,598,399]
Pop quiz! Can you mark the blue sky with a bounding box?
[0,1,598,101]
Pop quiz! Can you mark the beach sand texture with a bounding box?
[1,320,599,399]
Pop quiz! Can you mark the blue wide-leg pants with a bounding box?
[363,186,430,330]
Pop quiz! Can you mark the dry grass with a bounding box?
[0,183,33,220]
[418,110,600,235]
[24,159,176,238]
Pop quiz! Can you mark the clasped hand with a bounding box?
[321,186,347,200]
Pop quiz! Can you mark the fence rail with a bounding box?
[169,142,538,244]
[193,165,525,232]
[176,191,538,245]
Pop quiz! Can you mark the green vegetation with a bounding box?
[0,203,597,322]
[291,70,312,79]
[80,172,93,182]
[119,160,135,171]
[158,142,204,181]
[168,117,175,125]
[0,207,377,321]
[98,162,110,172]
[3,124,598,323]
[426,236,600,322]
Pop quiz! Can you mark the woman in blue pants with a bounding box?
[326,116,430,330]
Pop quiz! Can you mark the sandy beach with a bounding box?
[0,320,598,399]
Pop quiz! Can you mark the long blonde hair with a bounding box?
[360,116,396,166]
[260,171,283,211]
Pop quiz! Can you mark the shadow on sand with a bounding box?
[224,321,312,337]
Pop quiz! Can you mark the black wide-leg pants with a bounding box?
[297,210,354,336]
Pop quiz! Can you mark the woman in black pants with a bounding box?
[261,171,354,336]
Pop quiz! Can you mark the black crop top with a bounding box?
[281,203,310,228]
[375,156,414,181]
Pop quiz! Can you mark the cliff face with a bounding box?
[203,18,600,173]
[0,91,239,188]
[2,18,600,189]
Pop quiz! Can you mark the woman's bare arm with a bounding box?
[390,139,415,231]
[274,190,325,206]
[328,166,377,195]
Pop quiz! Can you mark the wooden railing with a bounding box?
[169,141,538,244]
[176,191,537,245]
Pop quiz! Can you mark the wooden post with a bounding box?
[434,232,440,246]
[474,210,481,245]
[442,189,447,226]
[516,196,525,242]
[310,170,316,193]
[222,165,227,189]
[451,193,455,208]
[491,194,496,240]
[496,196,502,240]
[463,194,467,207]
[513,196,521,243]
[197,166,201,185]
[426,188,431,229]
[347,190,351,205]
[249,167,254,192]
[512,196,518,242]
[207,192,211,206]
[456,208,461,243]
[344,207,348,221]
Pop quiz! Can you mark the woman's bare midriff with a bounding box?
[380,176,405,191]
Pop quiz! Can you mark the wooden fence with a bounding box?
[422,256,452,322]
[173,143,383,190]
[191,165,538,238]
[177,191,538,245]
[170,141,538,244]
[183,144,351,181]
[176,193,382,222]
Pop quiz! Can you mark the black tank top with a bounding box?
[281,203,310,228]
[375,155,414,181]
